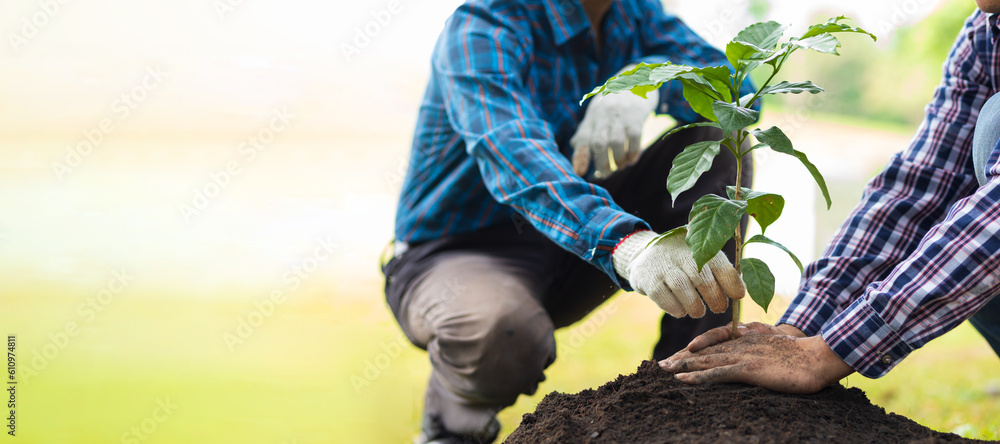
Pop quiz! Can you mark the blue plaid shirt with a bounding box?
[395,0,750,287]
[780,10,1000,378]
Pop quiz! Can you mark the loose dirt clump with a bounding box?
[506,361,989,443]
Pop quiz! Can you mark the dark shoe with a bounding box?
[416,414,500,444]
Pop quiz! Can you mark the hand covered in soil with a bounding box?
[658,322,854,394]
[612,231,745,318]
[685,322,806,352]
[571,66,658,178]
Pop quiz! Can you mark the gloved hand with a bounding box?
[612,230,745,318]
[571,66,658,178]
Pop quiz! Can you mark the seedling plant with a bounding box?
[582,17,876,337]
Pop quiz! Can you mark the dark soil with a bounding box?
[506,361,991,443]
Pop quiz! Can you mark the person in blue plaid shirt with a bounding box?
[663,1,1000,395]
[381,0,756,441]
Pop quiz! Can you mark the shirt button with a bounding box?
[880,355,893,365]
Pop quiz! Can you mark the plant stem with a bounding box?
[731,132,744,340]
[743,50,795,109]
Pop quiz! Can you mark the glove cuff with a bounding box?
[612,230,656,279]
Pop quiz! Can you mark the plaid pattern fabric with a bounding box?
[393,0,751,288]
[780,10,1000,378]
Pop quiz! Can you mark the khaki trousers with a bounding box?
[382,126,751,439]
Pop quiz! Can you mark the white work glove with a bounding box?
[571,67,659,178]
[612,230,745,318]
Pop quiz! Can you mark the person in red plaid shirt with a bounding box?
[381,0,756,441]
[663,2,1000,395]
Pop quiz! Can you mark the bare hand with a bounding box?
[659,324,852,394]
[685,322,806,353]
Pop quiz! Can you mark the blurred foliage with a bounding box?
[759,0,978,126]
[748,0,770,21]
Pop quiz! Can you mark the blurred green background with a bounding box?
[1,0,998,442]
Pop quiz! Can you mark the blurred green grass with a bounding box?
[2,280,997,443]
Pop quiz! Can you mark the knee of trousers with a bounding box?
[429,302,556,404]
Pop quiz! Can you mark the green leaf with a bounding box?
[692,66,734,88]
[678,71,718,91]
[681,79,720,121]
[725,186,778,202]
[726,42,761,83]
[789,34,841,55]
[647,65,733,104]
[648,64,696,84]
[790,148,833,210]
[712,101,759,136]
[759,80,824,95]
[726,38,784,93]
[763,47,788,68]
[692,66,734,103]
[733,21,788,51]
[746,193,784,235]
[584,63,733,112]
[751,126,793,154]
[744,234,803,273]
[730,41,786,96]
[726,40,764,68]
[725,186,754,200]
[800,16,877,42]
[667,140,722,203]
[709,78,732,103]
[660,121,722,140]
[629,84,661,99]
[726,41,784,72]
[646,225,687,249]
[726,186,784,234]
[687,194,747,271]
[752,126,832,209]
[580,63,662,104]
[739,258,775,312]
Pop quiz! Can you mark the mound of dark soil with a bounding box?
[506,361,989,443]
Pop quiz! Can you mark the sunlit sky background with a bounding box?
[0,0,949,297]
[1,0,947,137]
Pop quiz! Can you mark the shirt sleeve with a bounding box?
[632,0,758,123]
[778,13,998,378]
[434,5,648,288]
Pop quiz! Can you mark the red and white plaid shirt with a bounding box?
[780,10,1000,378]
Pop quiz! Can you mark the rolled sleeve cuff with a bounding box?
[777,288,835,337]
[575,208,649,291]
[819,297,915,379]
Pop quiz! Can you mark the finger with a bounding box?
[744,322,784,336]
[624,132,642,165]
[662,348,694,364]
[607,125,627,170]
[644,280,686,318]
[707,253,746,300]
[591,135,612,178]
[661,270,704,318]
[662,245,710,317]
[693,266,729,314]
[775,323,807,338]
[674,364,745,385]
[667,351,741,374]
[684,293,706,318]
[684,324,746,353]
[571,144,591,176]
